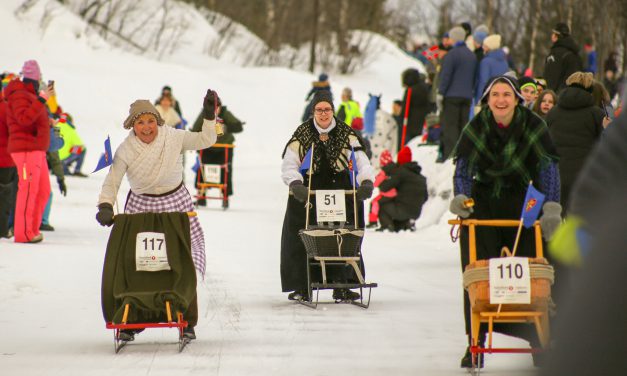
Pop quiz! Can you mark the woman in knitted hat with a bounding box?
[5,60,50,244]
[519,76,539,107]
[280,90,375,302]
[95,90,219,341]
[474,34,509,105]
[449,75,561,368]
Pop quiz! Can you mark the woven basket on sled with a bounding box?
[462,258,554,313]
[298,228,364,258]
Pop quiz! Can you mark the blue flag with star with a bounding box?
[92,136,113,173]
[299,147,313,176]
[348,146,359,188]
[521,183,545,228]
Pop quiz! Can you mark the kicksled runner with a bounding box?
[102,212,199,353]
[295,173,378,308]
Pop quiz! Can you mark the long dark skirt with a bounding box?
[280,192,365,293]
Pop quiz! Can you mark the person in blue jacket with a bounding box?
[438,26,477,160]
[474,34,509,105]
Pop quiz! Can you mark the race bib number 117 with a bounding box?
[136,232,171,272]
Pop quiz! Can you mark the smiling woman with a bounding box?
[133,113,159,144]
[95,91,219,341]
[280,90,376,303]
[449,75,562,368]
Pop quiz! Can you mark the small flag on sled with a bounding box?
[191,156,200,173]
[92,136,113,173]
[299,147,313,176]
[348,146,359,188]
[520,182,546,228]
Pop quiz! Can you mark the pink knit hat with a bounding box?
[21,60,41,81]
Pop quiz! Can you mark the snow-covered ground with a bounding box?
[0,1,537,375]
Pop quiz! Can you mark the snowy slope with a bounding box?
[0,1,536,375]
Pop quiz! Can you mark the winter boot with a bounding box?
[183,326,196,340]
[28,234,43,243]
[332,288,360,301]
[39,224,55,231]
[118,329,135,342]
[287,290,309,301]
[460,346,484,368]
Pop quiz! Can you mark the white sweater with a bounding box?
[98,119,217,206]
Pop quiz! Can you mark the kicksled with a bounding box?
[450,218,554,375]
[295,184,378,309]
[102,211,199,353]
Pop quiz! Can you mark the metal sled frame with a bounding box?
[195,143,234,210]
[449,219,551,375]
[106,301,190,353]
[296,186,377,309]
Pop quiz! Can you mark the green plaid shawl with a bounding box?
[453,105,557,197]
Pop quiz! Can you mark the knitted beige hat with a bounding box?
[483,34,501,51]
[123,99,165,129]
[448,26,466,43]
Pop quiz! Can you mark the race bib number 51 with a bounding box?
[489,257,531,304]
[315,190,346,222]
[136,232,171,272]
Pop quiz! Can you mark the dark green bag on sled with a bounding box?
[101,212,197,324]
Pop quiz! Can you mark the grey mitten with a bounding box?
[289,181,309,203]
[356,180,374,200]
[539,201,562,240]
[450,194,473,218]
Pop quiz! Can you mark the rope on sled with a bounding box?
[462,263,555,290]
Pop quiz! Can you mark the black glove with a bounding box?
[356,180,374,200]
[57,178,67,196]
[96,203,114,227]
[289,181,309,203]
[202,89,219,120]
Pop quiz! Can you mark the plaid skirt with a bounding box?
[124,184,205,277]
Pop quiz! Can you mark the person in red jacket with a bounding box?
[5,60,51,243]
[0,86,17,238]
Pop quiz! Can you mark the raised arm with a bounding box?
[182,90,219,150]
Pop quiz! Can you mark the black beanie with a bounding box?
[312,90,334,111]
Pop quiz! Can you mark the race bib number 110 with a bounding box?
[136,232,171,272]
[489,257,531,304]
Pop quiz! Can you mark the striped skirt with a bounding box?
[124,184,205,277]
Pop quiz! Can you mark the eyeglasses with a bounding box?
[314,108,333,115]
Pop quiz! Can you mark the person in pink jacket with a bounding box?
[6,60,51,243]
[367,149,398,226]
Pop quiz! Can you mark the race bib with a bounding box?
[202,164,221,184]
[489,257,531,304]
[136,232,170,272]
[315,190,346,222]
